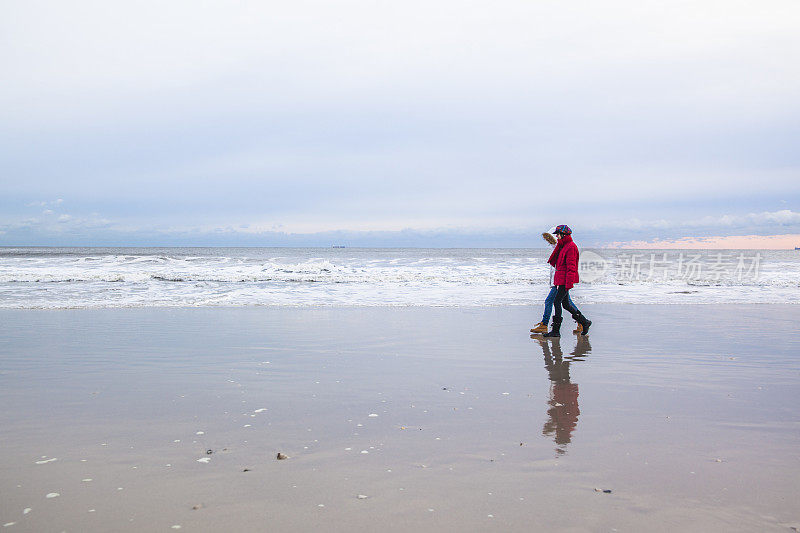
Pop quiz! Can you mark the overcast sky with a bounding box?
[1,0,799,247]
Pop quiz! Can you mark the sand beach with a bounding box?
[1,305,799,532]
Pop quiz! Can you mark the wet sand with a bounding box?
[1,305,799,532]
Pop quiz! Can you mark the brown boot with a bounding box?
[573,323,582,334]
[530,322,548,334]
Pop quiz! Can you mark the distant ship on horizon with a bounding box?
[332,245,346,249]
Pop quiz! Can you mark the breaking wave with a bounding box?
[1,247,798,308]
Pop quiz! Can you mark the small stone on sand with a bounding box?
[22,509,31,515]
[276,453,289,460]
[197,458,210,464]
[45,493,59,499]
[368,413,378,417]
[357,494,368,499]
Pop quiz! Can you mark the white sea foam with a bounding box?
[0,247,797,307]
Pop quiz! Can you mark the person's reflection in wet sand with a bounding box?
[534,336,592,455]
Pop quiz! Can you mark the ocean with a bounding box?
[1,247,798,308]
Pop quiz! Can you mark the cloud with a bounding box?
[603,210,800,232]
[608,234,800,250]
[26,199,63,208]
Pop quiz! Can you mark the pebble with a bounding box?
[196,431,204,435]
[192,504,203,510]
[594,488,612,493]
[206,449,213,455]
[368,414,378,418]
[22,509,31,515]
[197,458,210,464]
[171,526,181,530]
[276,453,289,460]
[45,493,59,499]
[243,468,251,472]
[360,450,369,454]
[357,494,368,499]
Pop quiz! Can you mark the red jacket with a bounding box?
[547,234,580,289]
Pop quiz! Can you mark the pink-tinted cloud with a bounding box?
[607,234,800,250]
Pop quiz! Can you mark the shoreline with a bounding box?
[2,301,798,312]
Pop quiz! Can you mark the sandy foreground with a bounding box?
[0,305,799,532]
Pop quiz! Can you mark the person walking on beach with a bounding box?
[542,225,592,337]
[531,230,584,334]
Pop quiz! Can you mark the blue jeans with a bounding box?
[542,286,577,324]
